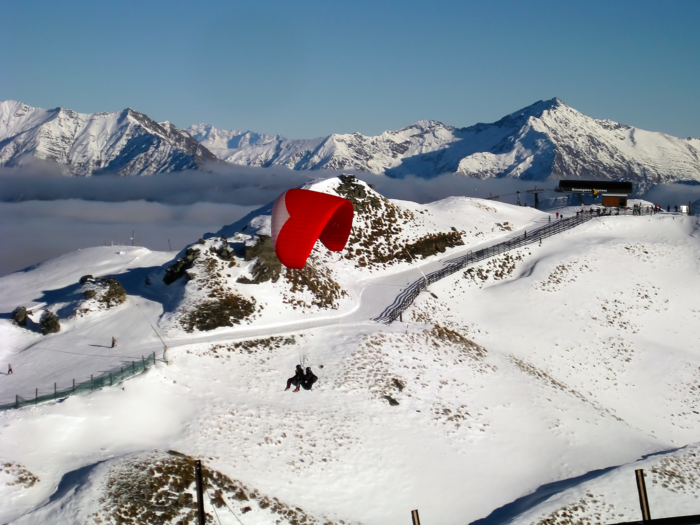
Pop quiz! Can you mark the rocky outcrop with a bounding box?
[72,276,127,317]
[40,310,60,335]
[163,247,201,285]
[11,306,27,327]
[236,236,282,284]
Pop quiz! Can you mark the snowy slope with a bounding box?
[145,175,544,337]
[0,101,217,176]
[194,99,700,189]
[1,179,699,524]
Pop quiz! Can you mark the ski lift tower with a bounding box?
[527,186,546,209]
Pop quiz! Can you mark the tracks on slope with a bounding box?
[373,213,595,323]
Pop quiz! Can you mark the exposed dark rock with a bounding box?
[236,235,281,284]
[163,247,201,285]
[402,231,464,260]
[181,293,256,332]
[101,277,127,307]
[383,395,399,406]
[11,306,27,327]
[337,174,367,200]
[79,274,93,284]
[40,310,60,335]
[283,262,347,309]
[215,236,235,261]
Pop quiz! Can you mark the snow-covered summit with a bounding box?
[0,101,217,176]
[192,98,700,189]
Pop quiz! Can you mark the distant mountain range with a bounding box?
[0,100,216,176]
[2,98,699,188]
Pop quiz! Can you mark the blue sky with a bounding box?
[1,0,699,139]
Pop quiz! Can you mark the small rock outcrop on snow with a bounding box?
[39,310,60,335]
[11,306,27,327]
[73,276,127,318]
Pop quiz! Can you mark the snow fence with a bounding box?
[1,351,161,411]
[374,212,596,323]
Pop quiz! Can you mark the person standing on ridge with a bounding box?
[285,365,305,392]
[7,364,12,375]
[111,337,117,348]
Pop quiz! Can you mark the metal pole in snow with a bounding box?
[195,460,205,525]
[635,469,651,521]
[411,509,421,525]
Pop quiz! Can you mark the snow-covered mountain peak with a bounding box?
[185,123,280,151]
[0,101,217,176]
[193,98,699,188]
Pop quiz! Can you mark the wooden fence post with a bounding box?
[90,374,93,391]
[73,379,75,392]
[15,395,18,408]
[195,460,205,525]
[411,509,421,525]
[635,468,651,521]
[35,388,38,402]
[54,383,57,398]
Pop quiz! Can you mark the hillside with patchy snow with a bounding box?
[147,175,542,336]
[1,177,699,524]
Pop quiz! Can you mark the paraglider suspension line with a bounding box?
[403,248,430,288]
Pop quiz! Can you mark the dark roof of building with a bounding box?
[557,180,633,194]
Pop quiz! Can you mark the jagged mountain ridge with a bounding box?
[2,98,699,186]
[195,99,700,188]
[0,100,217,176]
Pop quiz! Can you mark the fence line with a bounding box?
[0,351,163,411]
[374,213,596,324]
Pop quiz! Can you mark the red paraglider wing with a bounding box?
[271,189,354,269]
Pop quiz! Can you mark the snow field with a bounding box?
[0,188,698,523]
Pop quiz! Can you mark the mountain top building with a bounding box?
[557,180,634,207]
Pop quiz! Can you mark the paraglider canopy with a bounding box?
[271,189,354,269]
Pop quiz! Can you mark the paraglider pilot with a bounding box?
[285,365,305,392]
[301,367,318,390]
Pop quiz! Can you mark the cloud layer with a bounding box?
[2,164,696,277]
[0,200,258,276]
